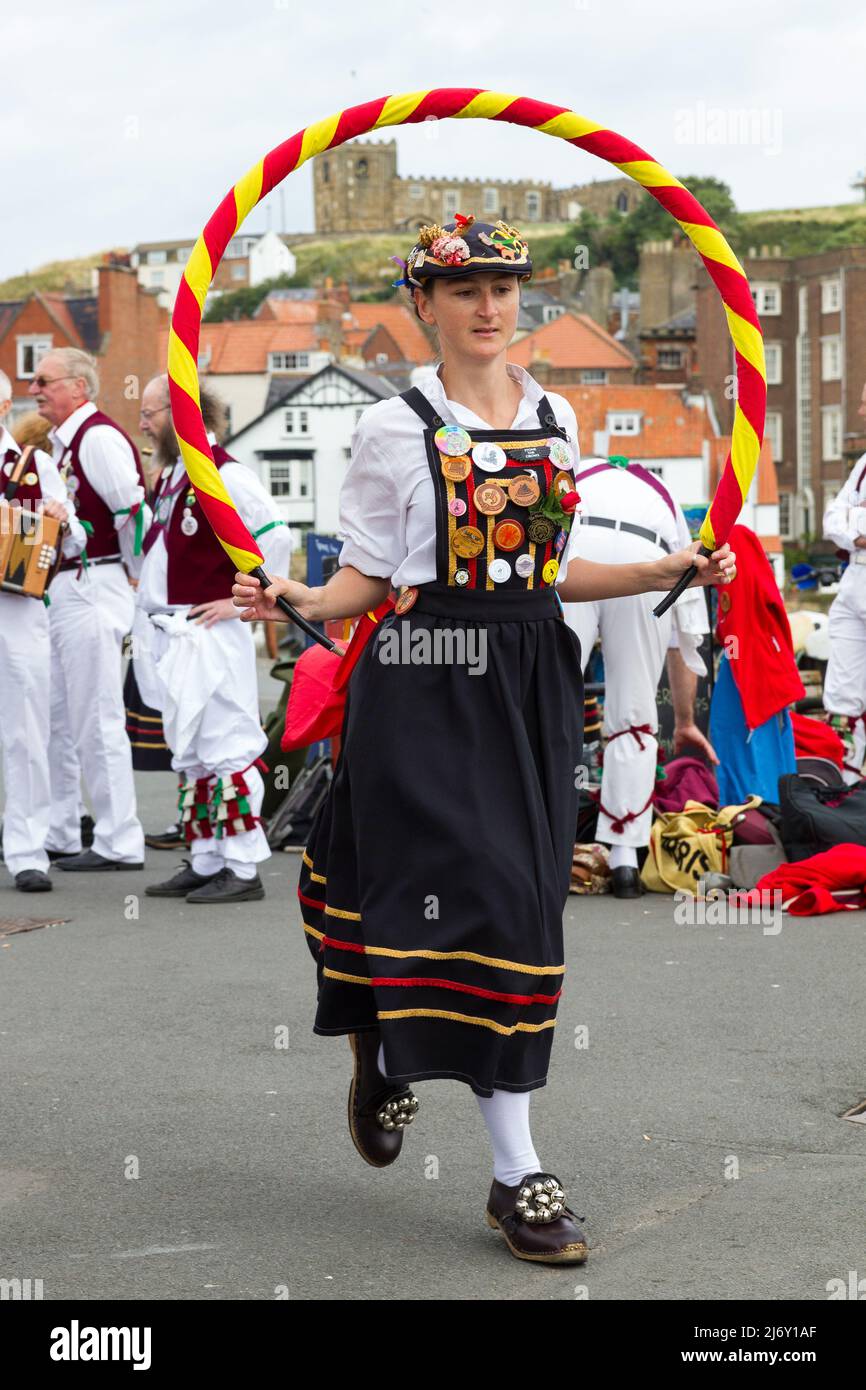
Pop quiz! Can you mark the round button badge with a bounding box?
[473,482,507,515]
[448,497,467,516]
[549,440,572,469]
[509,474,541,507]
[492,519,525,551]
[454,568,470,586]
[488,558,512,583]
[542,558,559,584]
[471,442,506,473]
[451,525,485,558]
[435,424,471,457]
[440,454,471,483]
[527,514,556,544]
[515,553,535,578]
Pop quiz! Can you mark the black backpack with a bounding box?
[778,774,866,862]
[265,754,332,851]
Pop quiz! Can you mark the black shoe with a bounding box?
[185,867,265,903]
[46,847,81,862]
[145,859,220,898]
[612,865,644,898]
[15,870,53,893]
[347,1030,420,1168]
[485,1172,589,1264]
[145,824,186,851]
[80,813,95,849]
[57,850,144,872]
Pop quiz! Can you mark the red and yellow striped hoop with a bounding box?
[168,90,766,571]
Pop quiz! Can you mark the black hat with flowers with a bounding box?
[392,212,533,291]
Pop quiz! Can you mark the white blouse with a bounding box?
[336,361,582,589]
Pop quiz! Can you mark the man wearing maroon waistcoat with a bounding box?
[133,374,292,904]
[29,348,149,870]
[0,370,89,891]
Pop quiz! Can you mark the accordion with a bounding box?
[0,505,62,598]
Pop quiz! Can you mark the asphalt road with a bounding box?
[2,712,865,1302]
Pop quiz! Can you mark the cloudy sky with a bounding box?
[2,0,863,281]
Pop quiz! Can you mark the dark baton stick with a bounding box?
[248,565,342,654]
[652,545,712,619]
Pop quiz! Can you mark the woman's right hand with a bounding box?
[232,571,318,623]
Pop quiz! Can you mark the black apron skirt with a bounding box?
[297,388,584,1098]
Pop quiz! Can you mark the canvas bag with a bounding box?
[641,796,762,894]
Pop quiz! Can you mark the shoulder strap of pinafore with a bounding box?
[399,387,565,434]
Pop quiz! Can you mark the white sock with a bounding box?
[191,849,222,877]
[609,844,638,869]
[476,1088,542,1187]
[225,858,256,881]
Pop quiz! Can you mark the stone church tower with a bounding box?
[314,140,399,234]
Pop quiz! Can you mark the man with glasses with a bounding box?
[30,348,149,870]
[0,371,88,891]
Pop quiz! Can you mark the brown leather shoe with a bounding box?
[347,1031,420,1168]
[485,1171,589,1264]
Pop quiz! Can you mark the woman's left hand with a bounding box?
[657,541,736,591]
[189,598,238,627]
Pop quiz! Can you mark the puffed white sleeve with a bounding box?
[551,396,582,589]
[219,461,294,579]
[336,419,404,580]
[35,449,88,557]
[823,464,864,552]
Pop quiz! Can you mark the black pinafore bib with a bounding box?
[398,386,578,596]
[296,384,585,1099]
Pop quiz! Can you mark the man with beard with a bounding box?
[135,374,292,903]
[29,348,148,871]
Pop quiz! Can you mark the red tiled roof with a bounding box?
[555,384,715,458]
[254,299,320,324]
[157,321,318,374]
[509,311,635,372]
[344,301,432,365]
[36,293,85,347]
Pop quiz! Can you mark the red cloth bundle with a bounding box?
[281,596,396,751]
[754,842,866,915]
[789,711,846,769]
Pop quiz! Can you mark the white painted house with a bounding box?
[225,362,398,543]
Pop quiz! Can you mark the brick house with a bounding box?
[0,264,168,439]
[694,246,866,544]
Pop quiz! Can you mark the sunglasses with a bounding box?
[32,374,79,389]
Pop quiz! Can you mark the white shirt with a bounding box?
[49,401,152,576]
[136,435,294,614]
[0,424,87,558]
[573,462,709,628]
[337,361,582,589]
[823,453,866,553]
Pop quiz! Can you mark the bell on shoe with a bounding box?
[347,1031,420,1167]
[485,1170,589,1264]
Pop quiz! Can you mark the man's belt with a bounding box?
[58,553,123,573]
[581,516,671,554]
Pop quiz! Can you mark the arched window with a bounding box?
[616,191,629,213]
[322,160,330,184]
[356,158,368,180]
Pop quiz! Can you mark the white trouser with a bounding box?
[562,527,672,848]
[47,565,144,861]
[0,592,52,875]
[132,607,269,873]
[823,568,866,782]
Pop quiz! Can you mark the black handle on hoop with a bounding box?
[249,565,341,654]
[652,545,712,619]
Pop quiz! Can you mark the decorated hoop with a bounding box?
[168,90,765,610]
